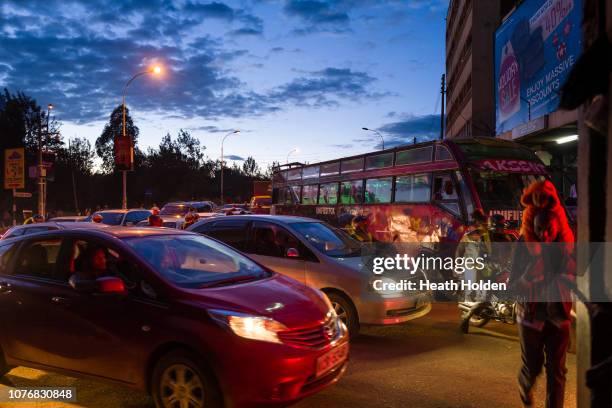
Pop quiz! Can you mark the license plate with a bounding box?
[316,342,349,378]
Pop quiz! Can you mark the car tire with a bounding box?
[151,349,222,408]
[326,291,360,337]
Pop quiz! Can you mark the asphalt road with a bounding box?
[0,303,576,408]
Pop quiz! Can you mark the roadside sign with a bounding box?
[4,148,25,189]
[13,191,32,198]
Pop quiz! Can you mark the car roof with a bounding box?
[95,208,149,214]
[192,214,320,226]
[27,226,191,240]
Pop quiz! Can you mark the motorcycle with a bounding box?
[457,217,517,333]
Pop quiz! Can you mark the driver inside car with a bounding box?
[69,244,111,291]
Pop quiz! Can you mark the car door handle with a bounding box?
[51,296,70,306]
[0,282,11,294]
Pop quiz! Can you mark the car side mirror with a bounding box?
[69,275,126,295]
[286,248,300,258]
[97,276,127,294]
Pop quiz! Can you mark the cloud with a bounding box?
[284,1,349,24]
[268,67,385,107]
[0,1,389,126]
[373,114,441,148]
[225,154,245,161]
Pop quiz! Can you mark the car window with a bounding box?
[96,212,124,225]
[125,210,151,224]
[248,222,302,258]
[125,235,269,288]
[194,204,212,212]
[13,238,62,280]
[206,220,249,250]
[0,242,17,275]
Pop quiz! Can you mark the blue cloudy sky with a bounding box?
[0,0,447,168]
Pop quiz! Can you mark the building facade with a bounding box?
[445,0,515,139]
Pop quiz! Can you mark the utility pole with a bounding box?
[440,74,446,140]
[37,115,45,218]
[69,138,79,214]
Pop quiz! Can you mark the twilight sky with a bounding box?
[0,0,447,169]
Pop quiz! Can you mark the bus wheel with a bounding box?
[326,291,360,337]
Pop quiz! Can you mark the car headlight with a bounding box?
[208,309,287,344]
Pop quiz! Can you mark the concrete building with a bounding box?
[445,0,515,139]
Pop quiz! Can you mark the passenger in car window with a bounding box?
[75,245,110,280]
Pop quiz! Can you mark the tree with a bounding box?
[95,105,139,173]
[242,156,260,177]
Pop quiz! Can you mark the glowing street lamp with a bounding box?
[120,64,163,209]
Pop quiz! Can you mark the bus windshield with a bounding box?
[470,170,543,211]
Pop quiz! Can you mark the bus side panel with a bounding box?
[274,204,465,243]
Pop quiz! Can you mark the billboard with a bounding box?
[4,148,25,189]
[495,0,582,134]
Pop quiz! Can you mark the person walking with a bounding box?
[509,180,575,408]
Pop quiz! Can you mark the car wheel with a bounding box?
[326,291,360,337]
[152,349,222,408]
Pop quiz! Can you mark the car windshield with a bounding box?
[160,204,189,216]
[471,170,544,211]
[95,212,124,225]
[253,198,272,206]
[125,234,270,288]
[291,222,361,258]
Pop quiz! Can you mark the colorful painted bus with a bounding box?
[271,138,548,244]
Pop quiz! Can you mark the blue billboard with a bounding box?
[495,0,582,134]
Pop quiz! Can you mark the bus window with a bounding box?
[365,153,393,170]
[455,171,474,221]
[365,177,392,204]
[341,157,364,173]
[302,165,319,179]
[433,173,458,201]
[290,186,301,203]
[395,146,433,166]
[340,180,364,204]
[302,185,318,205]
[320,161,340,176]
[318,182,338,205]
[287,168,302,181]
[394,174,431,203]
[435,145,453,161]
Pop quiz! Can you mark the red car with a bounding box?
[0,227,348,407]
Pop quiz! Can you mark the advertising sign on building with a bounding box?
[4,148,25,189]
[495,0,582,134]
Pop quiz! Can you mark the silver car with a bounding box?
[187,215,431,335]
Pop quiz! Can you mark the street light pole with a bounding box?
[220,130,240,204]
[121,66,161,209]
[286,148,298,164]
[37,104,53,218]
[361,127,385,150]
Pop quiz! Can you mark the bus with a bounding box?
[271,137,548,243]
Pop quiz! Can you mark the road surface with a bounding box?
[0,303,576,408]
